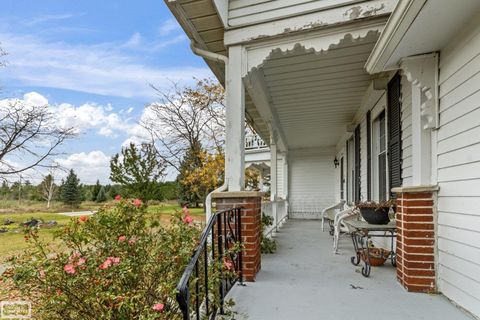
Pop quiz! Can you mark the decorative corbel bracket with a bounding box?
[400,53,439,130]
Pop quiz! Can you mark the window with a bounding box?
[373,111,388,201]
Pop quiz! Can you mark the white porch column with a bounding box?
[283,154,289,200]
[411,86,432,185]
[270,139,277,201]
[400,53,439,186]
[225,45,246,191]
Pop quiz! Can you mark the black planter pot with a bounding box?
[360,207,390,225]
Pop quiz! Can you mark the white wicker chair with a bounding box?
[321,200,346,234]
[332,206,359,254]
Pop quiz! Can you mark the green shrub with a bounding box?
[8,199,204,319]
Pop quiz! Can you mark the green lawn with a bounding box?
[0,203,205,262]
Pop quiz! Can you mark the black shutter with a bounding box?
[354,124,361,203]
[387,73,402,198]
[366,110,372,201]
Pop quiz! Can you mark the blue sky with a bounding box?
[0,0,213,184]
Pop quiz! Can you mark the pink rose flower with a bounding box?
[114,195,122,201]
[223,259,234,271]
[39,270,46,279]
[64,264,76,274]
[77,258,86,266]
[133,198,142,208]
[182,206,190,215]
[118,235,127,242]
[99,259,112,270]
[183,215,193,225]
[128,238,136,245]
[152,303,165,312]
[78,215,88,222]
[109,257,121,265]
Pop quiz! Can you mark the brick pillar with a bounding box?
[213,191,262,282]
[394,186,438,293]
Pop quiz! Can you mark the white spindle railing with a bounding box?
[261,199,288,237]
[245,134,268,150]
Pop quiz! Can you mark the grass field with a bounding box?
[0,201,205,262]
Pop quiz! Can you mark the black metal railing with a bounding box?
[176,208,243,320]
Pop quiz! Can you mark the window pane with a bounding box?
[379,114,386,153]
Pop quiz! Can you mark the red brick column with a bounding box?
[213,191,262,282]
[394,186,438,293]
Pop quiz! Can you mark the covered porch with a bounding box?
[228,220,472,320]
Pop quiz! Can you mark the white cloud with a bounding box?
[1,91,138,138]
[25,13,78,26]
[23,91,49,106]
[55,150,111,184]
[124,32,142,47]
[158,19,180,36]
[1,32,212,99]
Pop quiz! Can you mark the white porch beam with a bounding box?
[224,0,395,46]
[225,45,247,191]
[244,71,288,153]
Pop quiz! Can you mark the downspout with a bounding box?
[190,40,229,221]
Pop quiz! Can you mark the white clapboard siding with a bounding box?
[228,0,362,26]
[360,115,368,201]
[400,76,413,186]
[289,148,335,219]
[436,16,480,316]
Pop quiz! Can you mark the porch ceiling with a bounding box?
[258,31,380,149]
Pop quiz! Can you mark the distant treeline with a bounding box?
[0,179,178,203]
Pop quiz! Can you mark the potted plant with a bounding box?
[355,200,395,225]
[360,243,391,266]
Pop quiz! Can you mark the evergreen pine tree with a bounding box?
[95,186,107,202]
[62,169,81,208]
[0,181,9,200]
[91,180,101,201]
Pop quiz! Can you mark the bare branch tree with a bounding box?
[40,171,57,208]
[0,101,76,177]
[140,79,225,173]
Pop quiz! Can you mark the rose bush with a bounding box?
[7,199,206,319]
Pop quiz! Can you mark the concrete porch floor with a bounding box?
[228,220,473,320]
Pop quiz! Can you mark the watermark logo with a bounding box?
[0,301,31,319]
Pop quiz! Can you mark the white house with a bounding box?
[166,0,480,318]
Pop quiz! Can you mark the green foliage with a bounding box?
[91,180,101,201]
[157,181,178,201]
[7,200,236,319]
[95,186,107,203]
[110,143,166,201]
[177,147,203,207]
[261,214,277,254]
[61,170,81,208]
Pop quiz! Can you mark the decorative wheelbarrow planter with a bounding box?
[359,247,391,267]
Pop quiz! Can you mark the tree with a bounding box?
[110,143,166,201]
[141,79,225,172]
[39,173,56,208]
[91,180,101,201]
[61,170,81,208]
[95,186,107,203]
[0,102,76,177]
[0,181,9,200]
[179,150,224,207]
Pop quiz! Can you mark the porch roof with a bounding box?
[365,0,480,73]
[228,220,472,320]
